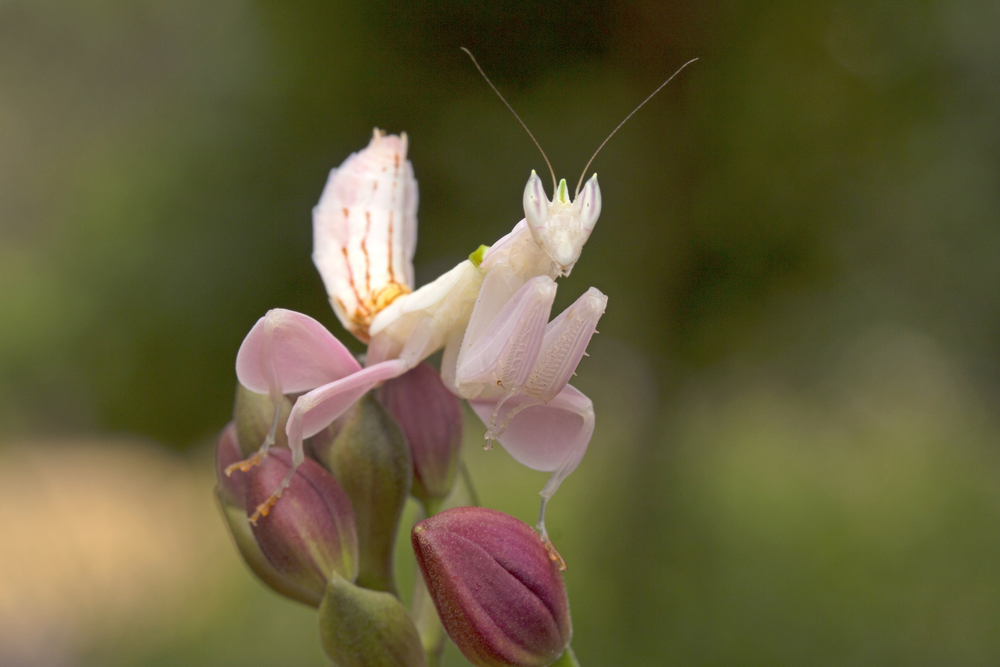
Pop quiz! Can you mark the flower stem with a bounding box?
[459,460,480,507]
[412,569,445,665]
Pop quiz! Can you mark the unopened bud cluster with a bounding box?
[216,363,467,666]
[216,359,580,666]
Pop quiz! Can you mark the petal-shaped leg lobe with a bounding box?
[230,309,363,495]
[236,309,361,398]
[468,384,594,499]
[367,259,483,368]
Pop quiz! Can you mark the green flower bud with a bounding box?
[378,362,463,507]
[312,393,411,594]
[233,383,292,457]
[246,448,359,601]
[214,423,326,607]
[319,574,427,667]
[412,507,572,667]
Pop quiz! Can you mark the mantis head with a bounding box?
[522,170,601,274]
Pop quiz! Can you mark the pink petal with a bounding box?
[236,309,361,396]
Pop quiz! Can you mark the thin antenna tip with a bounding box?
[574,57,698,196]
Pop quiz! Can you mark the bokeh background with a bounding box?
[3,0,1000,665]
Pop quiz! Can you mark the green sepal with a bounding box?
[319,573,427,667]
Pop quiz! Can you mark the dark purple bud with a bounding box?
[412,507,572,667]
[378,362,463,506]
[215,423,327,607]
[246,448,358,602]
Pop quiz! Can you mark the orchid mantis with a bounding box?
[232,129,605,551]
[229,54,698,555]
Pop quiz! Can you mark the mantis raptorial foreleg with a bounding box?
[455,276,557,397]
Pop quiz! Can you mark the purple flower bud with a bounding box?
[412,507,572,667]
[215,423,327,607]
[246,448,359,602]
[378,362,463,505]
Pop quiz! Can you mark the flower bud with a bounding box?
[412,507,572,667]
[215,423,327,607]
[378,362,463,506]
[233,383,292,456]
[311,393,411,594]
[319,574,427,667]
[246,448,359,602]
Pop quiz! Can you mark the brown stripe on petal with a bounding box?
[387,149,400,285]
[387,210,395,283]
[340,246,365,312]
[362,211,372,294]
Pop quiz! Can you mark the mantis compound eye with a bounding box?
[575,173,601,235]
[523,169,550,241]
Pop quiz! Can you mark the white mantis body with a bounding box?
[230,55,698,556]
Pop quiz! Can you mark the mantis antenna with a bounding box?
[575,57,699,197]
[460,47,558,195]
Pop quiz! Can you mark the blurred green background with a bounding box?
[2,0,1000,665]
